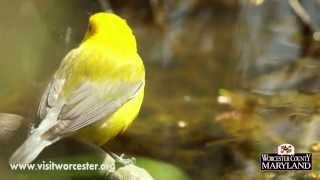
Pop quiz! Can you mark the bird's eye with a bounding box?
[88,23,94,33]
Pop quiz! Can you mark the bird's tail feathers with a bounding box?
[9,133,53,164]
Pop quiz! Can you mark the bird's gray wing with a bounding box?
[37,49,79,119]
[42,80,143,139]
[37,79,65,119]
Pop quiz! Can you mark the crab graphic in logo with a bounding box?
[277,144,295,155]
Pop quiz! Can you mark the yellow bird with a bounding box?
[9,12,145,164]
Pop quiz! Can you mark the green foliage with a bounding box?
[136,157,190,180]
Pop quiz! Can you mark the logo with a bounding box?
[260,144,312,170]
[278,144,294,155]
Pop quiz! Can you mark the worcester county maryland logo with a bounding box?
[261,144,312,170]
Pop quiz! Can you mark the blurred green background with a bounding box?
[2,0,320,179]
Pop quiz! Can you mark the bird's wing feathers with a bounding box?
[41,80,143,140]
[58,81,143,134]
[38,79,65,119]
[37,49,78,119]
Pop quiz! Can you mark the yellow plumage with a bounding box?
[9,12,145,164]
[71,13,145,145]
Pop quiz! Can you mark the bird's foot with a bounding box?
[109,152,135,167]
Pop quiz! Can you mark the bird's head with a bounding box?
[82,12,137,53]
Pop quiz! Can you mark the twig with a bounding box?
[288,0,315,31]
[98,0,113,12]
